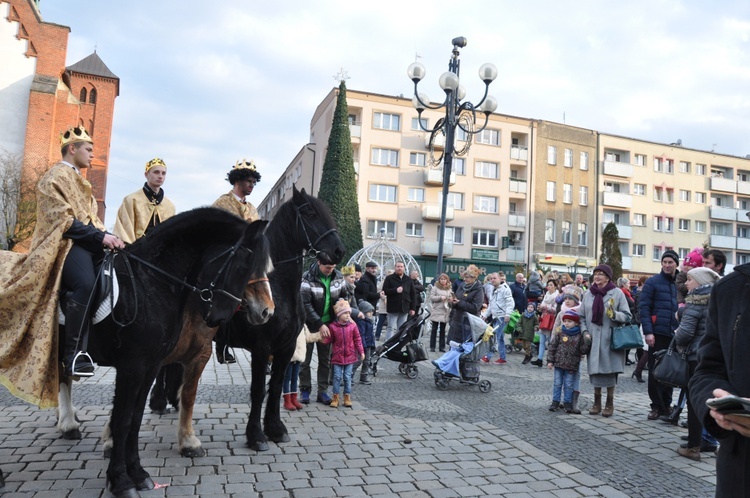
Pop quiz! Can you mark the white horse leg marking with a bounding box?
[102,418,113,455]
[57,379,79,434]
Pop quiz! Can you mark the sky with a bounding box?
[39,1,750,228]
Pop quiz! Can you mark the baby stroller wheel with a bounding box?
[436,378,449,390]
[406,365,418,379]
[398,363,407,375]
[478,380,491,393]
[505,344,514,355]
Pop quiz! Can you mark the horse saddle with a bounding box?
[58,253,120,326]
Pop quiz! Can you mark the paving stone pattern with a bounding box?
[0,347,717,497]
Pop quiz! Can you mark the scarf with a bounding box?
[142,182,165,205]
[523,309,535,319]
[561,324,581,336]
[589,280,616,326]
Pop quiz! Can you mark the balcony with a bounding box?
[510,146,528,162]
[509,178,527,194]
[602,191,633,208]
[426,133,445,150]
[738,181,750,195]
[506,246,524,262]
[710,205,739,221]
[621,256,633,270]
[421,240,453,257]
[710,234,736,249]
[710,176,736,193]
[603,160,634,178]
[422,204,454,221]
[349,123,361,143]
[601,223,632,239]
[738,238,750,251]
[423,168,456,186]
[353,161,359,174]
[508,213,526,228]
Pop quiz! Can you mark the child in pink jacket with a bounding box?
[323,299,365,408]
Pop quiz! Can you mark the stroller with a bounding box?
[371,310,430,379]
[433,313,493,393]
[505,310,540,356]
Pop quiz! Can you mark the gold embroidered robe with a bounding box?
[212,192,259,222]
[112,190,176,243]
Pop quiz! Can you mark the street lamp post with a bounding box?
[407,37,498,274]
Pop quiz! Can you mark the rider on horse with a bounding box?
[0,126,125,406]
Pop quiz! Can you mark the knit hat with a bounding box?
[661,250,680,264]
[365,261,378,268]
[561,310,580,324]
[340,264,356,276]
[354,263,363,273]
[683,248,704,269]
[592,264,613,281]
[333,299,351,317]
[688,267,720,286]
[562,285,583,304]
[357,299,374,314]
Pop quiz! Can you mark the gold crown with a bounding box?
[233,158,257,171]
[60,125,93,147]
[145,157,166,172]
[340,264,356,276]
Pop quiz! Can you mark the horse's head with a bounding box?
[198,219,274,327]
[291,187,346,264]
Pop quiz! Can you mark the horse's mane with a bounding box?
[268,190,336,250]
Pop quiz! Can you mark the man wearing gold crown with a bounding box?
[0,126,125,407]
[112,158,176,243]
[212,159,262,364]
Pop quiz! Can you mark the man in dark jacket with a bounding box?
[381,261,417,340]
[690,263,750,497]
[509,272,527,313]
[299,256,351,405]
[640,249,679,420]
[355,261,380,309]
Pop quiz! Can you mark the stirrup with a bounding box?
[68,351,95,377]
[221,345,236,364]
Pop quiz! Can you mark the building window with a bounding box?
[371,148,399,167]
[562,184,572,204]
[652,246,663,261]
[633,244,645,257]
[473,195,498,213]
[562,221,571,244]
[453,157,466,175]
[564,148,573,167]
[679,190,691,202]
[373,112,400,131]
[405,222,423,237]
[411,117,428,130]
[635,154,646,166]
[654,217,664,232]
[679,219,690,231]
[472,229,497,247]
[439,191,465,210]
[407,187,425,202]
[654,187,664,202]
[410,152,426,166]
[547,145,557,165]
[633,183,646,196]
[580,151,589,170]
[603,211,623,225]
[455,127,468,141]
[666,217,674,232]
[476,129,500,146]
[695,221,706,233]
[665,160,674,174]
[545,219,555,243]
[369,184,397,203]
[633,213,646,226]
[475,161,499,179]
[738,253,750,265]
[696,164,707,176]
[367,220,396,239]
[546,181,556,202]
[654,158,663,172]
[79,87,87,103]
[89,88,97,104]
[665,189,674,203]
[579,186,588,206]
[577,223,587,246]
[679,161,691,173]
[443,226,464,244]
[695,192,706,204]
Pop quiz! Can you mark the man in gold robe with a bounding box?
[212,159,261,363]
[0,126,125,407]
[113,158,176,243]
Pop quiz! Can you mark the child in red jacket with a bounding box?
[324,299,365,408]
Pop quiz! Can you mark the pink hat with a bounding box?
[684,248,704,269]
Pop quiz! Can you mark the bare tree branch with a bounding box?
[0,149,39,251]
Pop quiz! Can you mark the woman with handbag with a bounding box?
[615,277,639,368]
[673,267,720,461]
[429,274,453,352]
[531,279,560,367]
[577,264,632,417]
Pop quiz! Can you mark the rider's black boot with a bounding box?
[63,299,95,377]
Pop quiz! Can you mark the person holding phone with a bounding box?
[690,264,750,497]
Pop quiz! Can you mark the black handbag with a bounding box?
[610,324,644,351]
[652,339,690,388]
[406,341,429,362]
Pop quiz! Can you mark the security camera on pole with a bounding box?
[407,37,498,273]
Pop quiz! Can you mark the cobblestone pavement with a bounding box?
[0,345,717,497]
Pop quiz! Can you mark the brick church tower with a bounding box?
[0,0,118,226]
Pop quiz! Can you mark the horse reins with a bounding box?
[275,201,339,266]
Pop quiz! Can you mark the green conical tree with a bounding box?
[317,81,363,264]
[599,222,623,280]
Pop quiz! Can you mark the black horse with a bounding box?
[80,208,272,498]
[152,187,345,451]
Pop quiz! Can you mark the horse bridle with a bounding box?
[276,201,338,265]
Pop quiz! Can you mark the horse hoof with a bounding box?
[180,446,206,458]
[270,433,290,443]
[61,428,81,440]
[249,441,269,451]
[112,487,140,498]
[151,408,168,415]
[103,447,112,459]
[135,477,154,491]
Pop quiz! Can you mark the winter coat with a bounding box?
[538,289,560,331]
[322,319,364,366]
[447,280,484,344]
[639,270,678,338]
[429,285,452,323]
[291,325,322,363]
[675,270,690,305]
[525,272,544,299]
[519,313,538,342]
[674,284,711,361]
[300,262,351,332]
[690,264,750,498]
[355,316,376,349]
[578,285,632,376]
[483,283,514,321]
[509,281,526,312]
[412,278,424,310]
[547,328,592,371]
[382,272,418,314]
[354,271,379,308]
